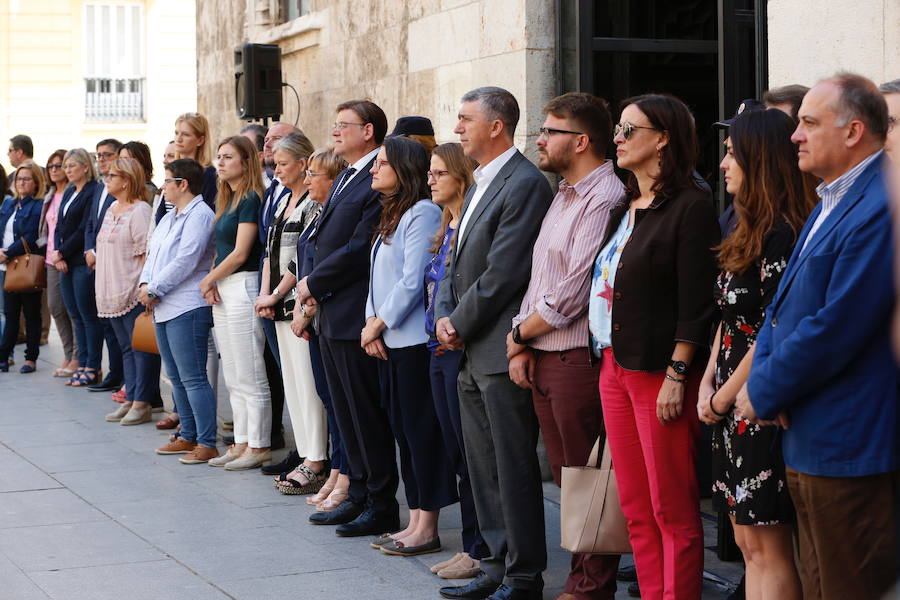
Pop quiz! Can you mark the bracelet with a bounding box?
[664,373,686,384]
[710,396,731,417]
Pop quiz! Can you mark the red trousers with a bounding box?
[599,348,703,600]
[532,348,620,600]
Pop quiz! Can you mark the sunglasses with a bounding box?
[614,122,660,140]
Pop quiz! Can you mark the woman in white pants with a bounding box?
[200,135,272,470]
[254,134,329,494]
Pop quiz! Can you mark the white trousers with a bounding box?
[212,271,271,447]
[274,321,328,461]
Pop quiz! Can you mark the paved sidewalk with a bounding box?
[0,335,742,599]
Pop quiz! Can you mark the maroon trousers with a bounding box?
[532,348,620,600]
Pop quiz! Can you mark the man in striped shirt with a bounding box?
[506,92,625,600]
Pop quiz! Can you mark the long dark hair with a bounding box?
[373,136,431,243]
[716,109,817,274]
[620,93,701,201]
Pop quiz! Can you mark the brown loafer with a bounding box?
[156,438,197,455]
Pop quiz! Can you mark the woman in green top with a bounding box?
[200,135,272,471]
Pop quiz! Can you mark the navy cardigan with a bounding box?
[0,194,44,257]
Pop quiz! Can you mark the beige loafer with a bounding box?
[208,445,243,467]
[105,402,133,422]
[120,403,152,426]
[430,552,464,574]
[224,448,272,471]
[438,556,481,579]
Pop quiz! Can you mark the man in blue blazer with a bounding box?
[83,138,123,393]
[737,73,897,600]
[296,100,399,537]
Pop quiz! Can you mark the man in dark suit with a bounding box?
[296,100,399,537]
[435,87,553,600]
[738,73,897,600]
[83,138,123,393]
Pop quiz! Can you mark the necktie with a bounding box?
[336,167,357,196]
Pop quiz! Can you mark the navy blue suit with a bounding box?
[305,157,399,513]
[55,181,100,267]
[83,184,116,254]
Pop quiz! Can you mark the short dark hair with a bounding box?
[620,93,700,201]
[461,86,520,138]
[96,138,123,153]
[828,72,890,142]
[543,92,612,157]
[336,100,388,144]
[240,123,268,151]
[9,135,33,157]
[762,84,810,120]
[120,141,153,180]
[165,158,204,195]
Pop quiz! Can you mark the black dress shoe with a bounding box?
[260,450,302,475]
[486,585,542,600]
[87,376,122,392]
[335,507,400,537]
[439,572,499,599]
[309,499,364,526]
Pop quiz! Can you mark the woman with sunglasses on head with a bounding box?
[51,148,103,386]
[286,149,352,511]
[202,135,272,470]
[696,109,815,600]
[588,94,719,599]
[94,158,159,425]
[252,133,331,494]
[37,150,79,378]
[362,136,455,557]
[0,161,46,373]
[422,142,487,578]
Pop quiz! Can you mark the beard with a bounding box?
[538,149,572,175]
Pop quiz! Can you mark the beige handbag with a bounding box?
[560,437,632,555]
[131,308,159,354]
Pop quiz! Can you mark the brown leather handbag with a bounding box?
[560,437,632,555]
[3,237,47,293]
[131,308,159,354]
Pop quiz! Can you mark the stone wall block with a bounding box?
[408,3,480,72]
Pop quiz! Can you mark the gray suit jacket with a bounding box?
[435,150,553,374]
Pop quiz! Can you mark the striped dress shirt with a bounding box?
[512,160,626,351]
[801,150,883,253]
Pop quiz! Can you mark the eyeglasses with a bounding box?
[97,152,117,159]
[305,170,323,178]
[889,115,897,132]
[371,159,391,172]
[614,122,660,140]
[47,164,63,171]
[163,177,185,184]
[104,173,122,180]
[16,176,34,183]
[538,127,585,139]
[332,121,367,131]
[426,169,449,181]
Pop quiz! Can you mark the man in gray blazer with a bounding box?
[435,87,553,600]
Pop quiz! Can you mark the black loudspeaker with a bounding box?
[234,43,283,120]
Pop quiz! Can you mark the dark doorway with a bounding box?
[558,0,768,210]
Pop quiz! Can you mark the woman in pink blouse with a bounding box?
[95,158,159,426]
[39,149,79,378]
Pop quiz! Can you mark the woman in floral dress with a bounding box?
[697,108,816,600]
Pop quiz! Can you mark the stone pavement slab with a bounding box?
[0,331,742,598]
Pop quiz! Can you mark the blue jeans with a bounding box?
[107,305,162,405]
[59,265,103,370]
[102,318,124,382]
[155,306,216,447]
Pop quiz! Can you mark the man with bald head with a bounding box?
[736,72,896,600]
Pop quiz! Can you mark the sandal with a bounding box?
[306,482,336,505]
[316,487,350,511]
[66,368,85,386]
[70,368,100,388]
[54,366,76,378]
[275,464,327,495]
[156,413,180,430]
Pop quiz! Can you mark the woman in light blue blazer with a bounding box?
[362,136,457,557]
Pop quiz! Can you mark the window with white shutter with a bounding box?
[83,3,145,122]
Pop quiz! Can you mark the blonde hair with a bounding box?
[429,143,475,254]
[14,161,46,199]
[109,158,148,203]
[63,148,97,183]
[215,136,264,220]
[308,149,348,180]
[175,112,212,167]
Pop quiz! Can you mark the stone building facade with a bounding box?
[197,0,556,157]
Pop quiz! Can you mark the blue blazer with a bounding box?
[306,157,382,341]
[0,195,43,257]
[54,180,100,266]
[366,199,441,348]
[747,154,897,477]
[83,184,116,253]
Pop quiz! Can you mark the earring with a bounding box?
[657,146,662,167]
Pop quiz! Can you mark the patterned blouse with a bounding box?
[95,201,151,318]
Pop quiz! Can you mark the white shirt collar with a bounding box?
[348,147,380,175]
[473,146,518,188]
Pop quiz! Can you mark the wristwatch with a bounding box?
[669,360,688,375]
[146,289,158,300]
[512,324,524,345]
